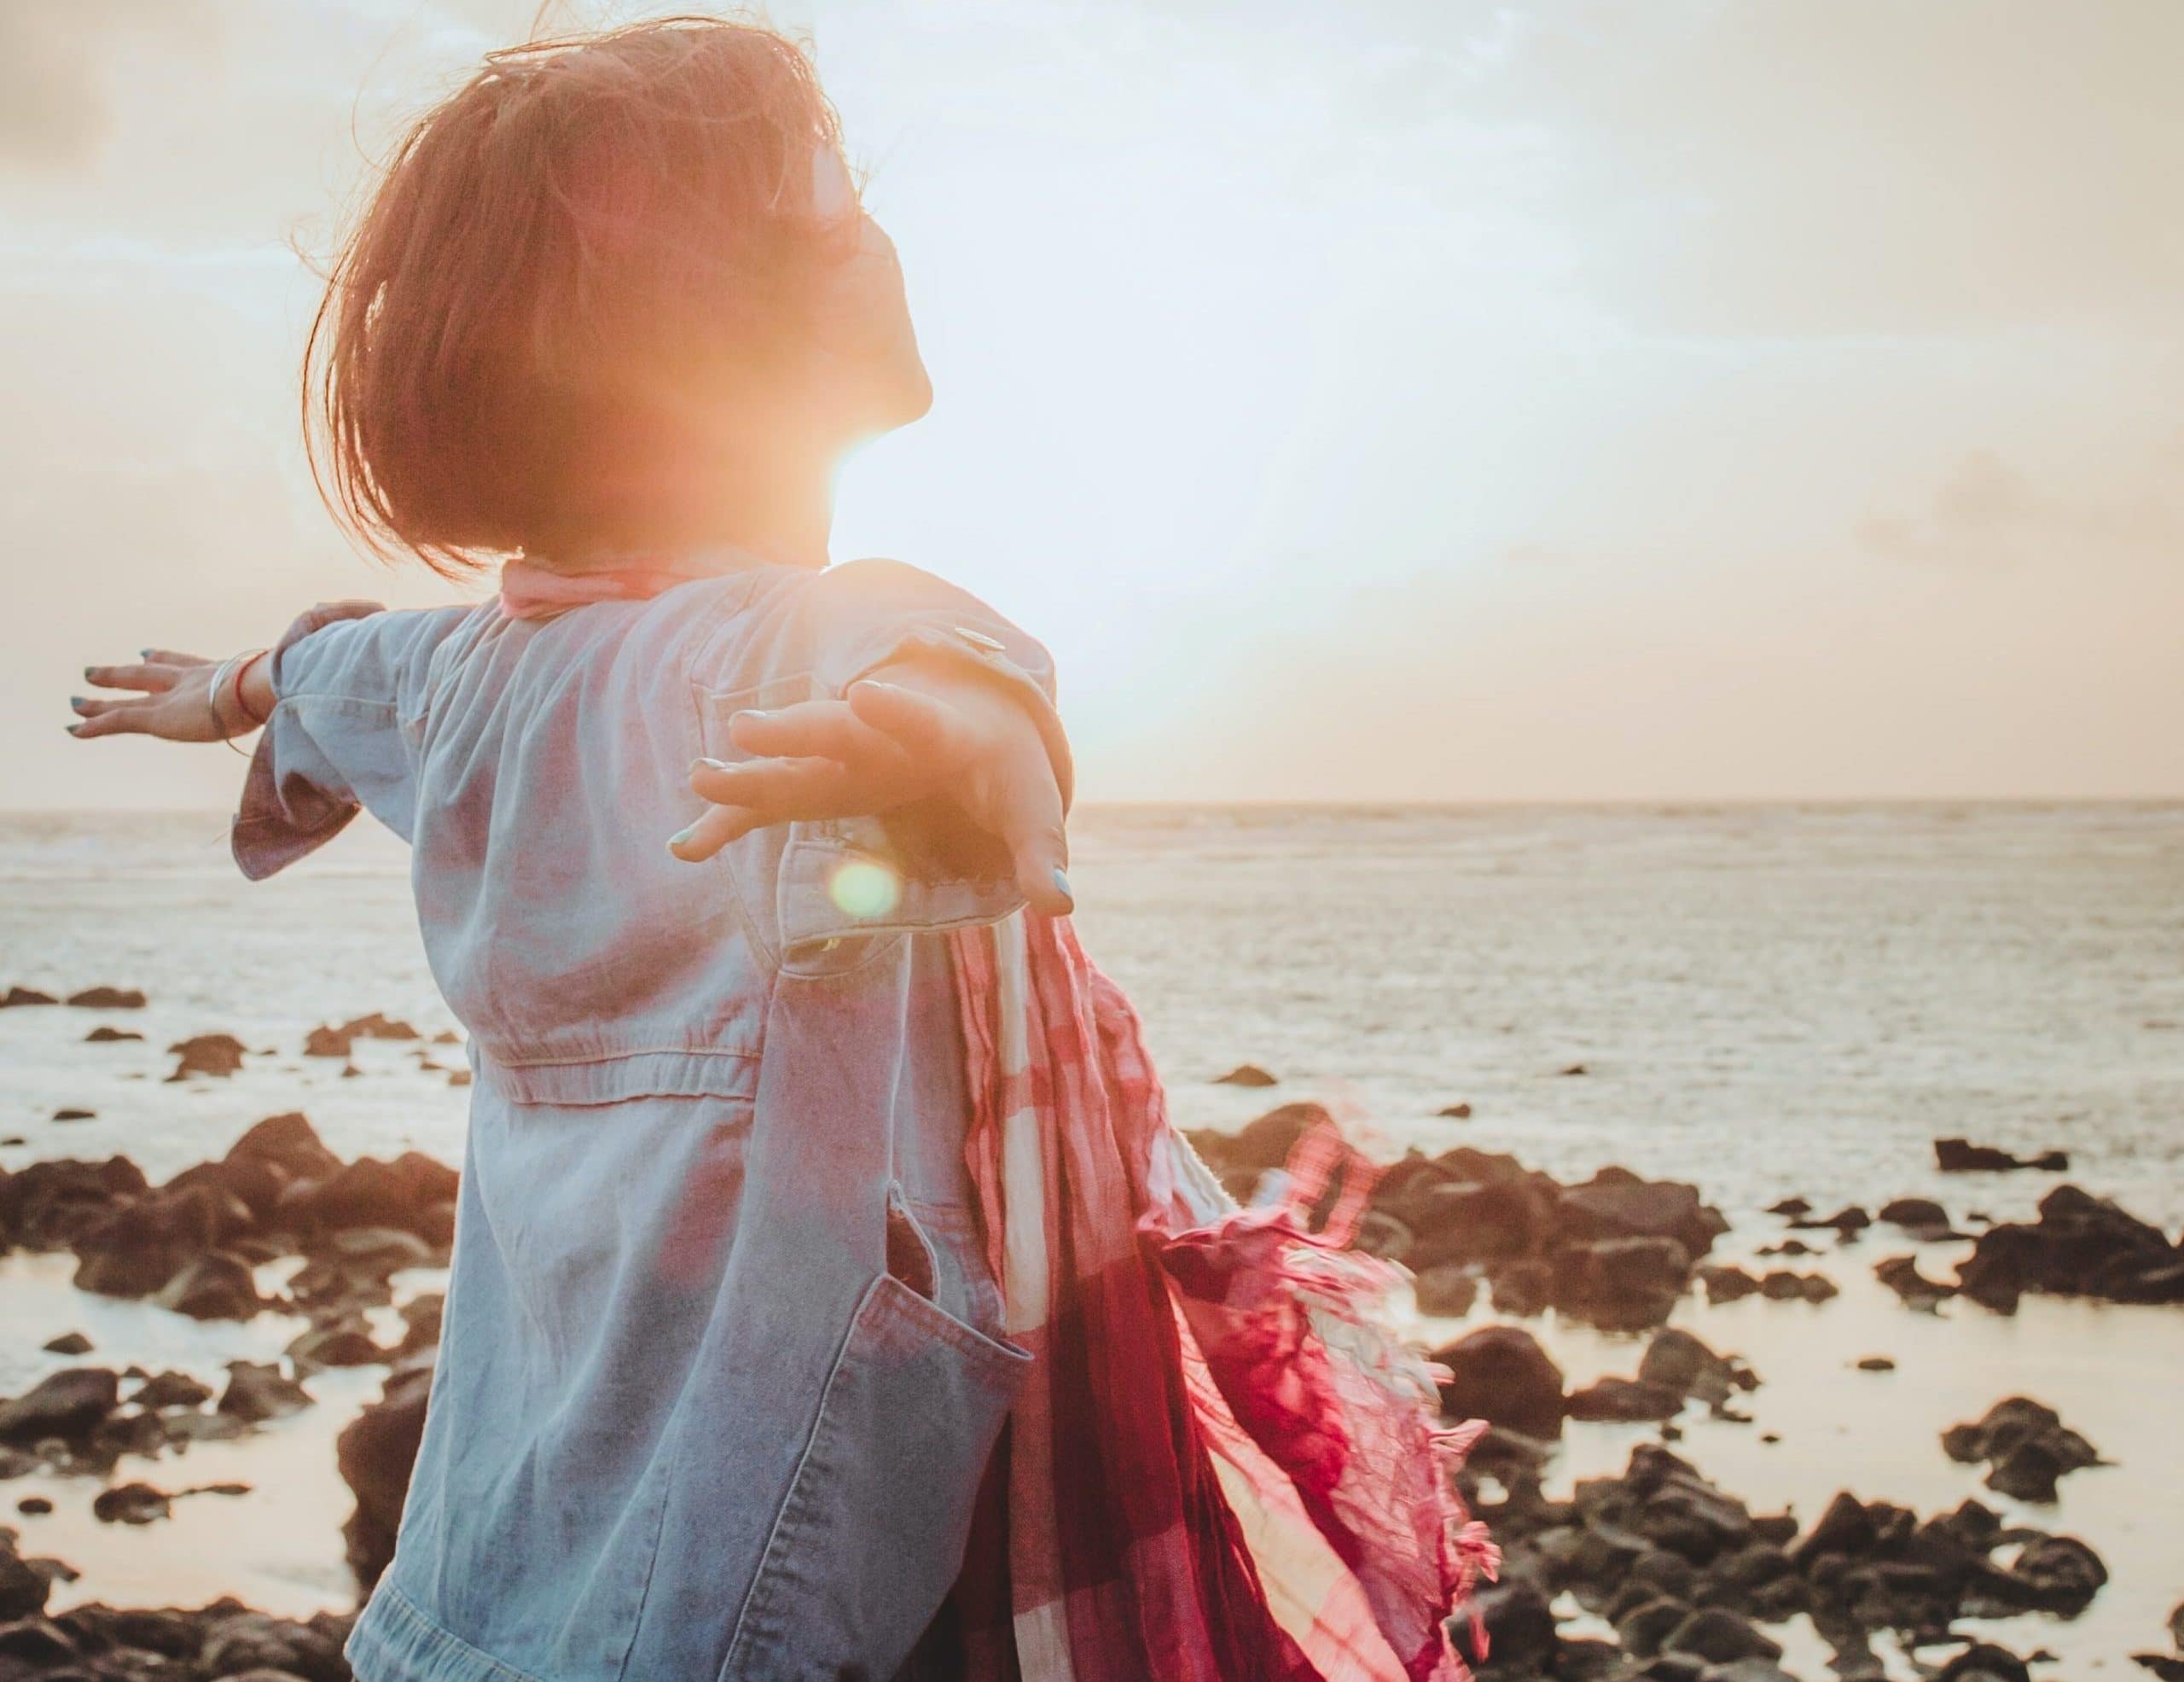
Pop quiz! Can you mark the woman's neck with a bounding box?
[552,446,839,571]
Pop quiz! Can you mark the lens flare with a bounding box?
[828,857,901,920]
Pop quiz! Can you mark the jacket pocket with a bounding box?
[721,1272,1030,1682]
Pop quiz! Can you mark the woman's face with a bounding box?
[808,148,933,437]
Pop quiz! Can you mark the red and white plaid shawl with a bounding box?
[949,911,1497,1682]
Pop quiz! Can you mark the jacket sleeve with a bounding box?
[231,602,476,880]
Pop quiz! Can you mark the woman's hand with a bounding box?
[71,602,380,743]
[69,650,241,742]
[671,670,1074,916]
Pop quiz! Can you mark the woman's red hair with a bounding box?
[305,16,854,576]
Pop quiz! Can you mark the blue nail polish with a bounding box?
[1051,867,1074,909]
[667,824,697,852]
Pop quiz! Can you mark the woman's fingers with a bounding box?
[689,754,855,812]
[83,662,177,693]
[141,649,212,667]
[67,697,152,738]
[845,680,973,771]
[667,803,759,863]
[991,750,1074,916]
[727,699,912,775]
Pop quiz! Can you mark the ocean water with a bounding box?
[2,803,2180,1670]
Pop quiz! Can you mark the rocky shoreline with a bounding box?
[2,990,2181,1680]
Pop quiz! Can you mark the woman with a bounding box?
[73,20,1484,1682]
[75,20,1077,1681]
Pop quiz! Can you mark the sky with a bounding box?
[3,0,2179,807]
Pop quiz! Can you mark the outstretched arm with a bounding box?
[70,601,382,745]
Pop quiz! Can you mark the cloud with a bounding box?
[0,2,221,170]
[1860,445,2184,568]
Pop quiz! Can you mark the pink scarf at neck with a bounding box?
[497,545,792,620]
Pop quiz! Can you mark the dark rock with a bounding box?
[1408,1177,1549,1269]
[2006,1533,2106,1613]
[133,1371,214,1409]
[1435,1324,1565,1438]
[1874,1254,1957,1310]
[1935,1138,2068,1173]
[280,1152,459,1240]
[1764,1197,1811,1218]
[154,1251,263,1320]
[396,1295,444,1356]
[1190,1103,1331,1175]
[0,987,57,1007]
[1410,1265,1477,1318]
[166,1033,247,1080]
[1638,1328,1747,1406]
[14,1497,50,1516]
[1354,1209,1413,1264]
[1942,1397,2099,1502]
[287,1322,385,1371]
[73,1182,253,1299]
[1453,1577,1555,1672]
[92,1481,171,1524]
[217,1362,311,1423]
[1553,1235,1693,1330]
[1936,1640,2031,1682]
[229,1112,344,1183]
[1212,1063,1277,1087]
[1790,1204,1870,1234]
[1856,1356,1896,1372]
[1617,1595,1692,1657]
[1438,1103,1472,1119]
[66,987,145,1009]
[1568,1377,1683,1422]
[1489,1258,1553,1318]
[196,1607,347,1679]
[1757,1268,1836,1303]
[2131,1658,2184,1682]
[0,1546,48,1619]
[1662,1606,1780,1662]
[1557,1173,1728,1260]
[0,1155,148,1248]
[0,1615,75,1662]
[339,1364,433,1590]
[84,1026,143,1043]
[50,1109,95,1123]
[40,1332,91,1356]
[1697,1264,1759,1303]
[1559,1062,1588,1076]
[0,1367,119,1442]
[1879,1196,1949,1231]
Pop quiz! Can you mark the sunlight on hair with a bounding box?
[828,856,901,920]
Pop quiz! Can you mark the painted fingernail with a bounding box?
[65,723,82,736]
[1051,867,1074,910]
[71,696,86,709]
[139,649,152,659]
[82,667,95,680]
[695,757,735,772]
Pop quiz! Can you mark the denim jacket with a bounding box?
[234,559,1052,1682]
